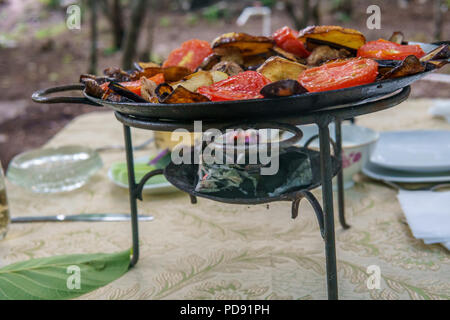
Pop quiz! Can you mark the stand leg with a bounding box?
[334,119,350,229]
[124,125,140,267]
[318,122,338,300]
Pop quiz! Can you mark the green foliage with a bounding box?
[159,16,172,28]
[38,0,61,9]
[0,250,131,300]
[185,13,200,27]
[261,0,277,7]
[34,23,66,40]
[202,4,230,23]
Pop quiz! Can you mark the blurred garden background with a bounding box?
[0,0,449,168]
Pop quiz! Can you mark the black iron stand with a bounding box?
[118,86,411,300]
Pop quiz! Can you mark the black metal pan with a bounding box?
[31,42,444,121]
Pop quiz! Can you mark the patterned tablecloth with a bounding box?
[1,99,449,300]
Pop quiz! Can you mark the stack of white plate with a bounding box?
[363,130,450,184]
[363,130,450,249]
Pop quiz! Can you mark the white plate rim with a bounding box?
[370,130,450,172]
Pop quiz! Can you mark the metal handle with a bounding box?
[31,84,102,107]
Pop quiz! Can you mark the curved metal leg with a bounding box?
[318,122,338,300]
[291,190,325,239]
[189,195,197,204]
[124,125,140,268]
[334,119,350,230]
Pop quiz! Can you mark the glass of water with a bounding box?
[0,166,10,240]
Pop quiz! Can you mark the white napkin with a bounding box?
[397,190,450,248]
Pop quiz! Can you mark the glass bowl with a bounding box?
[7,145,103,193]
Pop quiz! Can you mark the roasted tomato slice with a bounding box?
[197,71,271,101]
[357,39,425,60]
[298,58,378,92]
[273,26,310,58]
[162,39,213,72]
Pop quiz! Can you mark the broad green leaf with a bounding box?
[0,250,131,300]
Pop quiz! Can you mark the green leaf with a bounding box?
[0,250,131,300]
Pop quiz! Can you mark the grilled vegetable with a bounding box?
[306,45,352,66]
[210,71,229,83]
[380,55,425,80]
[257,56,307,82]
[134,62,160,71]
[298,25,366,52]
[163,86,210,104]
[260,80,307,98]
[103,67,132,82]
[358,39,425,60]
[198,53,221,71]
[133,66,191,82]
[140,77,158,102]
[419,44,450,62]
[197,71,271,101]
[171,71,214,92]
[211,61,243,77]
[272,46,307,63]
[162,39,213,72]
[212,32,274,57]
[298,58,378,92]
[155,83,174,102]
[108,82,148,102]
[388,32,405,44]
[84,79,105,98]
[273,26,310,58]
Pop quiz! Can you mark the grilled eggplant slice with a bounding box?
[420,44,450,62]
[210,70,229,83]
[260,80,307,98]
[171,71,213,92]
[298,25,366,53]
[108,82,148,102]
[140,77,158,102]
[380,55,425,80]
[257,56,307,82]
[272,46,306,63]
[103,67,132,82]
[163,86,210,104]
[155,83,174,102]
[212,32,274,57]
[198,53,221,71]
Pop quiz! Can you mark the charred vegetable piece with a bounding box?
[298,25,366,52]
[211,61,243,77]
[260,80,307,98]
[171,71,213,92]
[163,86,210,104]
[306,45,352,66]
[140,77,158,102]
[108,82,148,102]
[257,56,307,82]
[212,32,274,57]
[215,47,245,65]
[419,44,450,62]
[103,67,132,82]
[134,61,160,71]
[80,74,113,85]
[272,46,307,63]
[162,39,213,72]
[358,39,425,60]
[273,26,310,58]
[388,32,405,44]
[84,79,105,98]
[242,54,270,69]
[132,66,191,82]
[425,59,449,70]
[198,53,221,71]
[380,55,425,80]
[155,83,174,102]
[210,71,229,83]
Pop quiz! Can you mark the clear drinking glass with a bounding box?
[0,166,10,240]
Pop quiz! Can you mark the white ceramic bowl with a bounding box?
[295,124,379,189]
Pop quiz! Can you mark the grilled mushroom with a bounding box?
[211,61,243,77]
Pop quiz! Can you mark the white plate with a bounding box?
[108,157,178,195]
[370,130,450,173]
[363,161,450,183]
